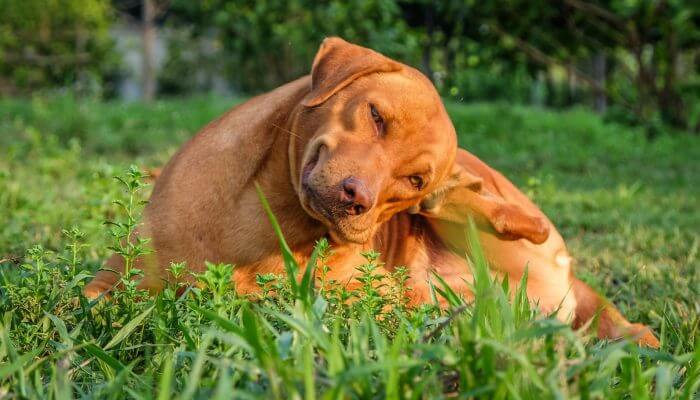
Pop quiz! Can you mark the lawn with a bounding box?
[1,95,698,398]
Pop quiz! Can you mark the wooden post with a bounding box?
[142,0,156,102]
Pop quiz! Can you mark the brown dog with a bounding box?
[84,38,658,347]
[84,37,459,296]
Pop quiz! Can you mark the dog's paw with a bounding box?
[491,205,550,244]
[626,323,661,348]
[83,281,112,300]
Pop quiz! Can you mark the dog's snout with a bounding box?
[340,177,373,215]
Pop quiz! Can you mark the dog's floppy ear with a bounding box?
[303,37,402,107]
[416,163,550,244]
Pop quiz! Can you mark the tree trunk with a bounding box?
[566,65,576,106]
[658,30,688,130]
[444,38,456,89]
[592,52,607,113]
[142,0,157,102]
[75,27,87,94]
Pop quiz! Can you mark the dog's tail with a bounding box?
[572,278,660,348]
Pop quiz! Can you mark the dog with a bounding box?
[84,37,459,296]
[84,38,658,347]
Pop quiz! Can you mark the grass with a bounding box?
[0,95,698,398]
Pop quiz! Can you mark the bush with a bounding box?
[0,0,118,96]
[166,0,420,93]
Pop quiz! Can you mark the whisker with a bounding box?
[376,229,384,251]
[271,123,308,142]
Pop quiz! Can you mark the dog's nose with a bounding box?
[340,177,373,215]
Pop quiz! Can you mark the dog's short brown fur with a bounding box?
[85,38,658,347]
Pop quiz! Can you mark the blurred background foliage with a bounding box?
[0,0,698,133]
[0,0,119,96]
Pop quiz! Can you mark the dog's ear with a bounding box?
[303,37,402,107]
[416,163,550,244]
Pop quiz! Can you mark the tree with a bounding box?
[141,0,157,102]
[401,0,699,132]
[166,0,420,93]
[0,0,116,95]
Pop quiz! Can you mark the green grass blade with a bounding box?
[430,271,465,307]
[189,305,245,335]
[157,354,174,400]
[104,305,155,350]
[255,182,300,295]
[45,313,73,346]
[83,343,127,372]
[0,348,42,380]
[300,238,327,306]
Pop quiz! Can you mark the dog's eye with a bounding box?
[369,104,384,134]
[408,175,424,190]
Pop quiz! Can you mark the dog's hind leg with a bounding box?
[83,247,165,299]
[572,278,660,348]
[83,253,124,299]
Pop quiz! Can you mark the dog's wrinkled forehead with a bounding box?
[346,71,457,183]
[326,73,456,176]
[337,71,454,139]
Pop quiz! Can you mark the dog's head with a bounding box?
[290,37,457,244]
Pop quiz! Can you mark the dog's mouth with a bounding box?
[301,184,369,244]
[304,196,374,244]
[331,222,374,244]
[302,183,332,222]
[298,144,374,244]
